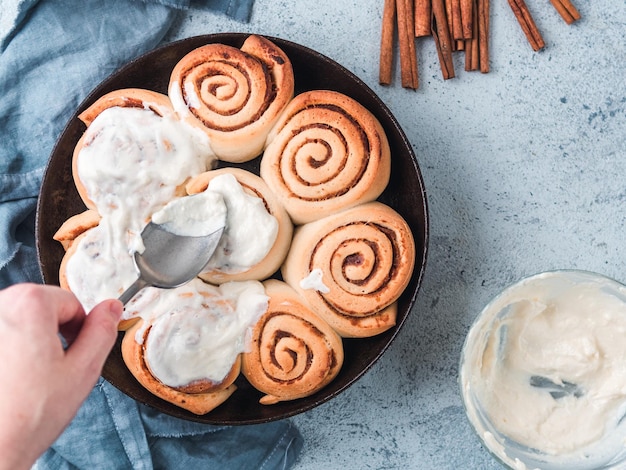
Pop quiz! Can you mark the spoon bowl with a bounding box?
[118,222,224,304]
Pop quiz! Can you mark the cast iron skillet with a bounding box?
[36,33,429,425]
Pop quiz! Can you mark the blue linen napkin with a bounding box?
[34,379,302,470]
[0,1,303,468]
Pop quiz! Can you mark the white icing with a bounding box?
[461,270,626,469]
[202,173,278,274]
[151,191,227,237]
[140,278,268,385]
[65,218,137,311]
[168,80,190,117]
[66,106,216,310]
[300,268,330,293]
[184,80,201,110]
[64,104,280,391]
[77,106,214,224]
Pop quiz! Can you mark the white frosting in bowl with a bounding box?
[460,270,626,470]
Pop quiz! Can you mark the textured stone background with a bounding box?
[167,1,626,468]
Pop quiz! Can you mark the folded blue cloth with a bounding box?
[35,378,302,470]
[0,1,302,468]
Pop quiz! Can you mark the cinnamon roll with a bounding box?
[72,90,215,213]
[186,168,293,283]
[281,202,415,338]
[123,318,238,415]
[260,90,391,225]
[121,278,269,414]
[241,279,344,405]
[168,35,294,163]
[57,219,137,317]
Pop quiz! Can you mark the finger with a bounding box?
[63,299,123,396]
[39,284,86,326]
[5,284,87,339]
[36,285,87,345]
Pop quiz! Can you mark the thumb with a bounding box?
[64,299,123,392]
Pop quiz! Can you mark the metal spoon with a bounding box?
[118,222,224,305]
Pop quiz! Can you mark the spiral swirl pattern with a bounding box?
[260,90,391,225]
[169,35,294,163]
[281,202,415,338]
[242,280,344,405]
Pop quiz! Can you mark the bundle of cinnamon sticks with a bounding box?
[380,0,581,89]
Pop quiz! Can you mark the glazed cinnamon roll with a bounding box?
[168,35,294,163]
[186,168,293,284]
[72,89,215,213]
[260,90,391,225]
[241,279,344,405]
[281,202,415,338]
[123,318,238,415]
[121,278,269,414]
[57,219,138,318]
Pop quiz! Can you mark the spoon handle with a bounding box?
[118,278,149,305]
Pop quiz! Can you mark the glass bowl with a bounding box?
[460,270,626,469]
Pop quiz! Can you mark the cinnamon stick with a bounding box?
[444,0,457,51]
[432,0,455,79]
[405,0,420,88]
[415,0,432,37]
[450,0,464,39]
[464,0,479,71]
[507,0,545,51]
[549,0,581,24]
[379,0,396,85]
[463,35,472,70]
[460,0,474,39]
[478,0,489,72]
[396,0,419,88]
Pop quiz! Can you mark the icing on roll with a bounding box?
[121,278,268,414]
[186,168,293,283]
[168,35,295,163]
[135,279,268,384]
[74,105,215,216]
[151,190,227,238]
[242,279,344,405]
[63,104,216,311]
[61,220,137,312]
[59,191,228,316]
[260,90,391,225]
[281,201,415,338]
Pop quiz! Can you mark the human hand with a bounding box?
[0,284,122,470]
